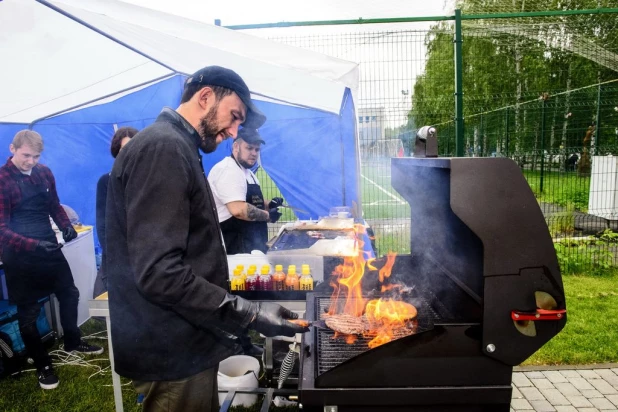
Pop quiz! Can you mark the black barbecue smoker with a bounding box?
[297,128,567,411]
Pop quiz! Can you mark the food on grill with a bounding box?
[324,314,369,335]
[388,320,418,339]
[324,313,419,338]
[365,299,418,322]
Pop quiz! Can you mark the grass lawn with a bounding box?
[517,169,590,212]
[523,272,618,365]
[0,319,141,412]
[0,320,292,412]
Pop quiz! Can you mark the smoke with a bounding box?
[387,158,484,319]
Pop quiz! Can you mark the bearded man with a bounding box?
[104,66,308,412]
[208,127,283,255]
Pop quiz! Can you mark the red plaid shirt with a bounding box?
[0,157,71,253]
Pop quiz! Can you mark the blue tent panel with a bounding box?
[0,76,359,249]
[0,76,184,245]
[0,123,30,150]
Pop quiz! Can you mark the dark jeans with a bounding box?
[133,367,219,412]
[17,284,81,369]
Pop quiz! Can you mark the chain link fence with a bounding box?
[243,7,618,273]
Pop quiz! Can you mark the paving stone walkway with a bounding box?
[511,365,618,411]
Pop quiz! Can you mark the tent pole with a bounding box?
[28,74,178,129]
[36,0,178,74]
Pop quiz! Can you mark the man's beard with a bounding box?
[237,157,256,169]
[198,104,222,153]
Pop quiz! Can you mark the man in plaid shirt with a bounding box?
[0,130,102,390]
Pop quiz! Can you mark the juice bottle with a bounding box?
[285,265,299,291]
[245,266,258,291]
[231,268,245,291]
[272,264,286,291]
[237,265,247,281]
[299,265,314,290]
[258,265,273,291]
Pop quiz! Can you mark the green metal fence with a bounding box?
[235,6,618,273]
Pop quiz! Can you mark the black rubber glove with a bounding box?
[210,294,307,339]
[249,302,308,337]
[36,240,63,254]
[269,207,282,223]
[268,197,284,209]
[62,226,78,243]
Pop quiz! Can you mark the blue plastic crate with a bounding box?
[0,300,52,354]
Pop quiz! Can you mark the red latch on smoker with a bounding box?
[511,309,566,321]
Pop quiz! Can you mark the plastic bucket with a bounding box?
[217,355,260,407]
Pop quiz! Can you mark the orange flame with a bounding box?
[327,224,416,348]
[365,299,417,349]
[328,223,368,317]
[380,284,404,293]
[378,252,397,283]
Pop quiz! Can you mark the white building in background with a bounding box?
[358,107,386,147]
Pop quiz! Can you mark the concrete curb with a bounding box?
[515,363,618,371]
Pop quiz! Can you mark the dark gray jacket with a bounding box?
[105,108,251,381]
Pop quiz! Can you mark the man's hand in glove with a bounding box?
[36,240,63,254]
[250,302,309,337]
[62,226,78,243]
[269,207,282,223]
[268,197,284,209]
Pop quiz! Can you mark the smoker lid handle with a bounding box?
[511,309,566,321]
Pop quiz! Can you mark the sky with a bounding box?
[118,0,456,129]
[119,0,454,27]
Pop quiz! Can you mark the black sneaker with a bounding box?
[38,365,59,390]
[67,340,104,355]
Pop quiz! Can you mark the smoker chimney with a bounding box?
[414,126,438,158]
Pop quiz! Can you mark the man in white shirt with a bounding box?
[208,128,283,254]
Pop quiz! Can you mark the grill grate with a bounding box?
[315,295,438,376]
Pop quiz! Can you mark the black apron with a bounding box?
[2,174,74,305]
[220,161,268,255]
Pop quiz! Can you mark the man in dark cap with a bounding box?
[208,127,284,255]
[104,66,307,412]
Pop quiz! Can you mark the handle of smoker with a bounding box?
[511,309,566,321]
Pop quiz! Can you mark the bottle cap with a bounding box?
[288,265,296,275]
[261,265,270,275]
[247,267,256,275]
[275,264,283,272]
[302,266,311,275]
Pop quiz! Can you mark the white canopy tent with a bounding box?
[0,0,359,123]
[0,0,361,238]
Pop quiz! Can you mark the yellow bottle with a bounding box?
[236,265,246,280]
[285,265,299,291]
[272,264,286,291]
[231,268,245,291]
[299,265,314,290]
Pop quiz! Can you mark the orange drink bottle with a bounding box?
[272,264,286,291]
[285,265,300,291]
